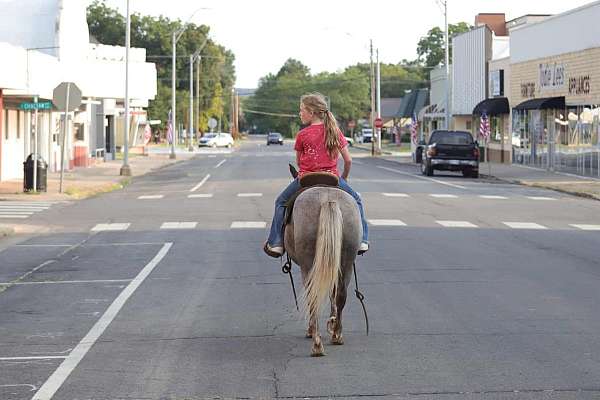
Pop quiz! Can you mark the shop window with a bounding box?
[74,123,84,141]
[466,120,472,131]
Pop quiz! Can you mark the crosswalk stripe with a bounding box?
[479,195,508,200]
[91,223,130,232]
[188,194,213,198]
[0,211,34,215]
[430,194,459,198]
[570,224,600,231]
[436,220,478,228]
[237,193,263,197]
[0,215,30,219]
[160,222,197,230]
[382,193,410,198]
[230,221,266,229]
[503,222,548,230]
[368,219,407,226]
[138,195,164,200]
[526,196,557,201]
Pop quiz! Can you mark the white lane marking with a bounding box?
[436,220,478,228]
[208,155,217,158]
[503,222,548,230]
[137,195,164,200]
[571,224,600,231]
[369,219,407,226]
[0,384,37,392]
[32,243,173,400]
[231,221,266,229]
[0,206,48,210]
[91,223,130,232]
[0,279,132,286]
[479,195,508,199]
[382,193,410,198]
[526,196,557,201]
[160,222,197,230]
[188,193,213,198]
[190,174,210,192]
[430,194,459,198]
[237,193,263,197]
[15,244,73,248]
[0,210,37,213]
[376,166,467,189]
[0,356,66,361]
[214,159,227,169]
[0,215,30,219]
[353,160,364,165]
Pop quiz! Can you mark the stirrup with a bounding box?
[263,242,284,258]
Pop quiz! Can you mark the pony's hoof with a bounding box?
[331,335,344,345]
[311,347,325,357]
[305,332,313,339]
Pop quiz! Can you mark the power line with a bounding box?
[243,109,297,118]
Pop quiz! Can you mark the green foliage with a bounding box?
[86,0,236,132]
[416,22,471,67]
[245,59,427,137]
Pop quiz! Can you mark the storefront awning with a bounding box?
[472,97,509,116]
[514,96,565,111]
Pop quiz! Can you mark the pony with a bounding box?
[284,177,362,356]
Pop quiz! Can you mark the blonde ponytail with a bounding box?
[300,93,342,158]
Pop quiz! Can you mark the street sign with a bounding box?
[375,118,383,129]
[19,101,52,111]
[52,82,82,112]
[208,118,217,130]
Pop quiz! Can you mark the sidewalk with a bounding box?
[382,154,600,201]
[0,146,197,237]
[352,140,412,157]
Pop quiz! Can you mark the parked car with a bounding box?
[199,132,234,148]
[421,130,479,178]
[267,132,284,145]
[357,128,373,143]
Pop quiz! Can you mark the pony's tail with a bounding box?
[303,201,343,320]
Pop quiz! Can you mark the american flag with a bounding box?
[479,112,490,141]
[410,112,419,144]
[166,109,173,144]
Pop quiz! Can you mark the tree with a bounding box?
[416,22,471,67]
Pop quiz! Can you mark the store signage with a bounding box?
[539,62,565,91]
[521,82,536,98]
[568,75,591,95]
[490,70,504,96]
[19,101,52,110]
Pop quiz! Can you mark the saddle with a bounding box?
[284,168,341,225]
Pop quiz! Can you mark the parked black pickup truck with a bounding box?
[420,130,479,178]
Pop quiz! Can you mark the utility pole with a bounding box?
[170,31,178,159]
[376,48,381,154]
[370,39,375,156]
[120,0,132,175]
[230,88,235,137]
[444,0,451,130]
[188,54,195,151]
[196,56,201,138]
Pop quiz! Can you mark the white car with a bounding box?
[345,136,354,147]
[199,133,234,148]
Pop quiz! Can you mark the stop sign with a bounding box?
[375,118,383,129]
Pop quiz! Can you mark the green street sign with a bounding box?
[19,101,52,111]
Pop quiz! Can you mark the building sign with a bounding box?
[521,82,536,98]
[490,70,504,97]
[568,75,591,95]
[19,101,52,111]
[539,62,565,91]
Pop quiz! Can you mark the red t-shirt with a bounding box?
[294,123,348,177]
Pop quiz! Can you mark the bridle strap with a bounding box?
[282,253,299,311]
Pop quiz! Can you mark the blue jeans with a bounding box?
[267,178,369,247]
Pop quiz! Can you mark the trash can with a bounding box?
[23,154,48,192]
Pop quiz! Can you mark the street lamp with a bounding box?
[170,7,209,160]
[188,37,208,152]
[120,0,132,175]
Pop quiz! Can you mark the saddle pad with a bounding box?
[299,172,339,188]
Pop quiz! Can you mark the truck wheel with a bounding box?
[462,168,470,178]
[471,169,479,178]
[426,164,434,176]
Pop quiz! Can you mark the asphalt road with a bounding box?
[1,136,600,400]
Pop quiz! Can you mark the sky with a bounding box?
[102,0,593,88]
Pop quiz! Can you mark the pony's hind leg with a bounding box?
[330,283,348,345]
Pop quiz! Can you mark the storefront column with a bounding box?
[0,90,3,180]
